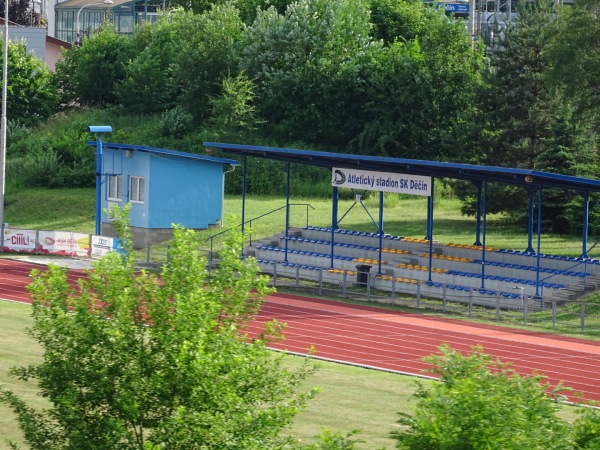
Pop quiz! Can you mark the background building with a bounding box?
[54,0,163,44]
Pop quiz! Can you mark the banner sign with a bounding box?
[91,235,121,259]
[442,3,469,13]
[3,228,37,253]
[332,167,432,197]
[38,231,90,257]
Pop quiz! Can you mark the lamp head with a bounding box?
[88,125,112,133]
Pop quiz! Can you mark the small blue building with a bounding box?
[96,142,239,247]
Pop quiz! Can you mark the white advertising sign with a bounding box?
[3,228,37,253]
[38,231,90,257]
[332,167,432,197]
[91,235,121,259]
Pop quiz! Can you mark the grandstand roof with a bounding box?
[203,142,600,192]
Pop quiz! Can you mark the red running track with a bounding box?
[0,258,86,304]
[253,294,600,403]
[1,259,600,403]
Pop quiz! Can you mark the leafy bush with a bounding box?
[207,73,263,140]
[54,26,135,107]
[2,42,57,126]
[6,125,95,189]
[8,148,64,188]
[393,345,574,450]
[572,405,600,449]
[159,105,195,138]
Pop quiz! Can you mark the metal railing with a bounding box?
[263,266,600,336]
[204,203,315,259]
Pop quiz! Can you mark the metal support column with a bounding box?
[88,126,112,236]
[428,178,435,282]
[95,140,103,235]
[480,181,488,289]
[330,185,338,268]
[582,191,590,259]
[241,156,247,234]
[526,187,535,253]
[535,187,542,296]
[378,190,384,275]
[284,161,291,262]
[474,181,482,246]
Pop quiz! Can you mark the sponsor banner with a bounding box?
[91,235,121,259]
[38,231,90,257]
[3,228,37,253]
[332,167,432,197]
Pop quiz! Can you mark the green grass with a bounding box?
[5,187,96,234]
[0,302,48,449]
[0,300,424,449]
[0,301,583,449]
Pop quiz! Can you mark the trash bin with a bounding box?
[356,264,372,286]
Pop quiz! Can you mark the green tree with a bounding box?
[0,207,317,449]
[534,104,600,234]
[547,0,600,119]
[53,26,135,107]
[114,14,187,114]
[1,0,40,26]
[207,72,264,140]
[356,8,482,160]
[369,0,431,45]
[233,0,293,24]
[392,345,574,450]
[174,3,246,121]
[2,41,57,126]
[241,0,379,147]
[457,0,600,233]
[481,0,557,170]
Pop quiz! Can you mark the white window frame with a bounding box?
[107,175,122,201]
[129,176,145,204]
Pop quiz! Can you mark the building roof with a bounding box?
[203,142,600,192]
[90,142,240,166]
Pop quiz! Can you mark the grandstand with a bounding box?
[246,226,600,309]
[204,141,600,310]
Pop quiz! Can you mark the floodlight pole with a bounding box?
[0,0,9,231]
[88,125,112,235]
